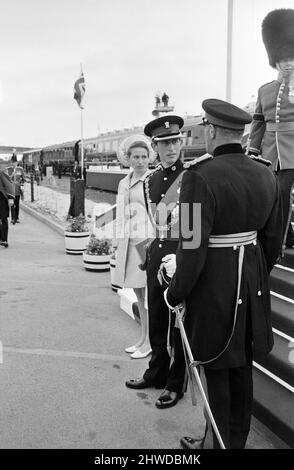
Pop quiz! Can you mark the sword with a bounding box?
[163,291,226,449]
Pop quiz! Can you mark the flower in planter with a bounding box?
[66,214,89,233]
[85,234,112,256]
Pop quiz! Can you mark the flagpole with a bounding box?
[226,0,234,102]
[81,107,84,180]
[80,63,84,180]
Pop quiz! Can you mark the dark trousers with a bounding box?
[143,282,186,393]
[11,195,20,222]
[276,169,294,245]
[203,361,253,449]
[0,217,8,242]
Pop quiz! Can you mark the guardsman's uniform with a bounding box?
[167,99,283,448]
[125,115,186,408]
[247,8,294,248]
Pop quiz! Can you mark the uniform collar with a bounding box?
[213,143,243,157]
[160,157,183,174]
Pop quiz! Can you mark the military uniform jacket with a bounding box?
[0,170,15,218]
[144,158,184,286]
[247,79,294,170]
[167,144,283,369]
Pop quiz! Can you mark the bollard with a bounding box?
[30,172,34,202]
[74,179,85,216]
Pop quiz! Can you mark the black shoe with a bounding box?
[180,436,205,450]
[125,377,154,389]
[155,389,184,409]
[285,232,294,248]
[0,241,8,248]
[11,220,16,225]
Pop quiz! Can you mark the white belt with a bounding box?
[166,231,259,367]
[193,230,258,366]
[208,231,257,248]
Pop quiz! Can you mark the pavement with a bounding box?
[0,199,288,449]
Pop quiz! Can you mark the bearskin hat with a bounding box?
[262,9,294,68]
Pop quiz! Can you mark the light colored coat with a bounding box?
[247,79,294,170]
[112,169,153,288]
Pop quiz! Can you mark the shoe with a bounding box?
[11,221,16,225]
[125,377,154,389]
[0,241,8,248]
[285,240,294,248]
[16,219,20,223]
[155,389,184,409]
[125,345,139,353]
[180,436,205,450]
[285,233,294,248]
[131,349,152,359]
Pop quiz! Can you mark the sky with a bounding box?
[0,0,293,147]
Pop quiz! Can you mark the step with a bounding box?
[257,331,294,388]
[253,366,294,447]
[280,249,294,270]
[271,294,294,337]
[270,267,294,300]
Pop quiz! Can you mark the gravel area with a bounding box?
[22,175,117,229]
[40,175,117,205]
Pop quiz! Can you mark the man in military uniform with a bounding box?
[164,99,283,448]
[6,155,25,224]
[125,115,186,409]
[247,9,294,249]
[0,169,15,247]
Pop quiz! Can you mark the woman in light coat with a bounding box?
[112,135,155,358]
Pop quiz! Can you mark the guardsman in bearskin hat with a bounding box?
[247,9,294,249]
[125,115,188,409]
[163,99,283,448]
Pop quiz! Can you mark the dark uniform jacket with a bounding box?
[167,144,283,369]
[247,79,294,170]
[0,170,15,218]
[144,158,183,283]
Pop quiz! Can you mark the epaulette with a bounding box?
[183,153,213,169]
[249,155,272,167]
[148,163,162,177]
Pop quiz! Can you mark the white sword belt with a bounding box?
[208,230,257,248]
[193,230,258,366]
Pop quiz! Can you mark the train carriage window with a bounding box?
[187,130,192,146]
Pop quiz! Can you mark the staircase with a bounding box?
[252,213,294,448]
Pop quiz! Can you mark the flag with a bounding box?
[74,72,85,108]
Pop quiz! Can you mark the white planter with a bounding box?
[64,231,90,255]
[83,252,110,272]
[110,256,121,292]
